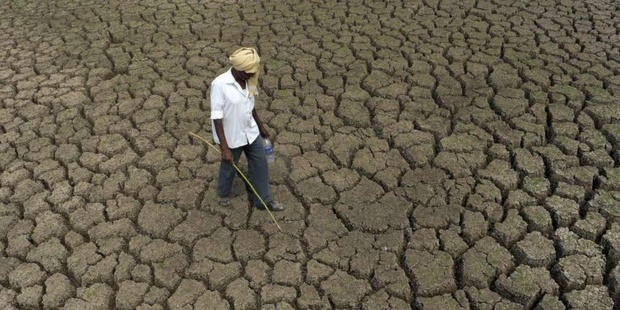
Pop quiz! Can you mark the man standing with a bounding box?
[209,47,284,211]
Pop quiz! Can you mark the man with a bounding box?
[209,47,284,211]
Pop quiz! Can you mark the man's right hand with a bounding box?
[221,147,233,164]
[214,119,232,164]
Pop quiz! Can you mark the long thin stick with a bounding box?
[189,132,282,231]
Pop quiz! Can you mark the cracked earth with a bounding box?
[1,0,620,309]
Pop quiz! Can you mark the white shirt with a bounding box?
[210,68,260,149]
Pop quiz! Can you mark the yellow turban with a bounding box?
[229,47,260,96]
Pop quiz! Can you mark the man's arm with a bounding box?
[210,82,232,164]
[213,119,233,164]
[252,108,270,139]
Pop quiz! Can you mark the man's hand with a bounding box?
[260,129,271,140]
[221,147,233,164]
[213,119,232,164]
[253,109,271,140]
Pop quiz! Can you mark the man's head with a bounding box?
[229,47,260,96]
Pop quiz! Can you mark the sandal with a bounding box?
[268,202,285,212]
[257,201,285,212]
[218,197,231,206]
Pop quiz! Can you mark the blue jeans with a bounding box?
[217,135,272,207]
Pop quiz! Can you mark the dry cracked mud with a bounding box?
[1,0,620,309]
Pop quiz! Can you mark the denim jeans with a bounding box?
[217,135,272,207]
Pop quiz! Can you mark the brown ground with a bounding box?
[1,0,620,309]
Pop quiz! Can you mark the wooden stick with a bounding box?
[189,132,282,231]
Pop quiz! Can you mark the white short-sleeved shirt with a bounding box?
[210,68,260,149]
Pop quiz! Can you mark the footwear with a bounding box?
[256,201,285,212]
[218,197,231,206]
[266,201,285,212]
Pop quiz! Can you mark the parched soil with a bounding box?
[1,0,620,309]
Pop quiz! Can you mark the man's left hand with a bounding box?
[260,129,271,140]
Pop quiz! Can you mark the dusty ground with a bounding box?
[1,0,620,309]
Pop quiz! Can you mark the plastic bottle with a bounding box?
[264,138,275,163]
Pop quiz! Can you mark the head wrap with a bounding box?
[229,47,260,96]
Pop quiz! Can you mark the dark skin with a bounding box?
[214,67,270,164]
